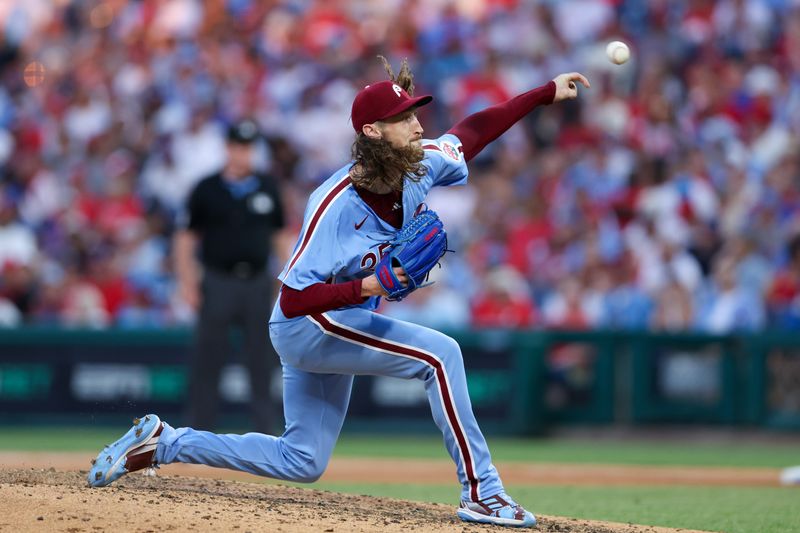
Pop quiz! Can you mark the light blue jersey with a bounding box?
[156,132,508,504]
[270,133,468,321]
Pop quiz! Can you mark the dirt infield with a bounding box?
[0,451,782,531]
[0,468,713,533]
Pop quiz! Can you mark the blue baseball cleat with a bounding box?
[87,414,164,488]
[456,493,537,528]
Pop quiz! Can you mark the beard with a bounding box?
[350,135,426,192]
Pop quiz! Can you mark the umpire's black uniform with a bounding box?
[182,120,285,433]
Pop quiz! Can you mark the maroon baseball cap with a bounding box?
[351,80,433,133]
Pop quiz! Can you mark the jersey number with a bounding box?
[360,243,392,270]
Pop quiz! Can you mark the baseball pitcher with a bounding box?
[88,57,589,528]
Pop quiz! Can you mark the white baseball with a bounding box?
[606,41,630,65]
[780,465,800,485]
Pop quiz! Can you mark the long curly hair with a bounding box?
[350,56,425,192]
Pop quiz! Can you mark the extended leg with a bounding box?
[87,365,353,486]
[157,364,353,481]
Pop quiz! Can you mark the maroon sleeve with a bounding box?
[447,81,556,162]
[279,280,366,318]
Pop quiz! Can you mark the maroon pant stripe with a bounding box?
[311,313,479,501]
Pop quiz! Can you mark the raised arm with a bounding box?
[447,72,590,162]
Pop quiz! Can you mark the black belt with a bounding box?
[207,262,266,280]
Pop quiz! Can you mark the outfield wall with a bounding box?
[0,328,797,433]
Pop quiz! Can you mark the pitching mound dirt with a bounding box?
[0,468,710,533]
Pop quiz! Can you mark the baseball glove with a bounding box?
[375,209,448,301]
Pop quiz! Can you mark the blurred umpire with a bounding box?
[174,119,285,433]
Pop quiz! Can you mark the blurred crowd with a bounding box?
[1,0,799,332]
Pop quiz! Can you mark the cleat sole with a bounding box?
[86,414,161,488]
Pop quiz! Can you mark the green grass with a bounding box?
[0,428,798,468]
[0,427,119,452]
[298,482,800,533]
[332,435,800,468]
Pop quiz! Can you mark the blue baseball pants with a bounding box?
[155,308,505,501]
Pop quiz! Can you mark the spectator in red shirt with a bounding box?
[471,265,538,329]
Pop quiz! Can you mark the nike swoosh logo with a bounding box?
[354,215,368,230]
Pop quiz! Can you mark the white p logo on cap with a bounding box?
[392,84,402,97]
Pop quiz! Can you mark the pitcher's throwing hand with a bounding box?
[552,72,591,102]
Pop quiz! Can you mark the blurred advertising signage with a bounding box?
[70,364,255,403]
[0,365,53,400]
[0,332,517,423]
[71,364,151,401]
